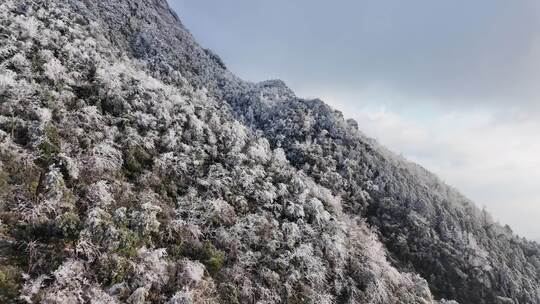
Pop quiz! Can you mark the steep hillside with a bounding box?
[0,0,538,304]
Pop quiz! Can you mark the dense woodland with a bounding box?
[0,0,538,303]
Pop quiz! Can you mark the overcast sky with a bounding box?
[168,0,540,240]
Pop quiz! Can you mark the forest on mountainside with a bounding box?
[0,1,538,303]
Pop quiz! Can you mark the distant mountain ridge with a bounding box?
[0,0,538,303]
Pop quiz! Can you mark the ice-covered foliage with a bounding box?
[0,0,538,303]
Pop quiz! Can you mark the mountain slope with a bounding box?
[0,0,538,303]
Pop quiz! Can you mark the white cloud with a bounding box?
[310,88,540,240]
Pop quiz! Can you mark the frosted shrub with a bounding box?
[38,259,111,304]
[292,244,327,288]
[178,259,205,285]
[271,147,288,165]
[84,207,113,237]
[281,222,301,249]
[86,180,115,207]
[43,56,66,83]
[247,138,271,163]
[58,153,80,181]
[0,69,17,90]
[87,286,119,304]
[305,198,331,226]
[211,199,237,226]
[130,200,162,236]
[127,287,148,304]
[167,291,192,304]
[20,274,48,303]
[90,142,123,174]
[284,201,305,220]
[131,247,170,288]
[13,15,39,39]
[53,260,85,287]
